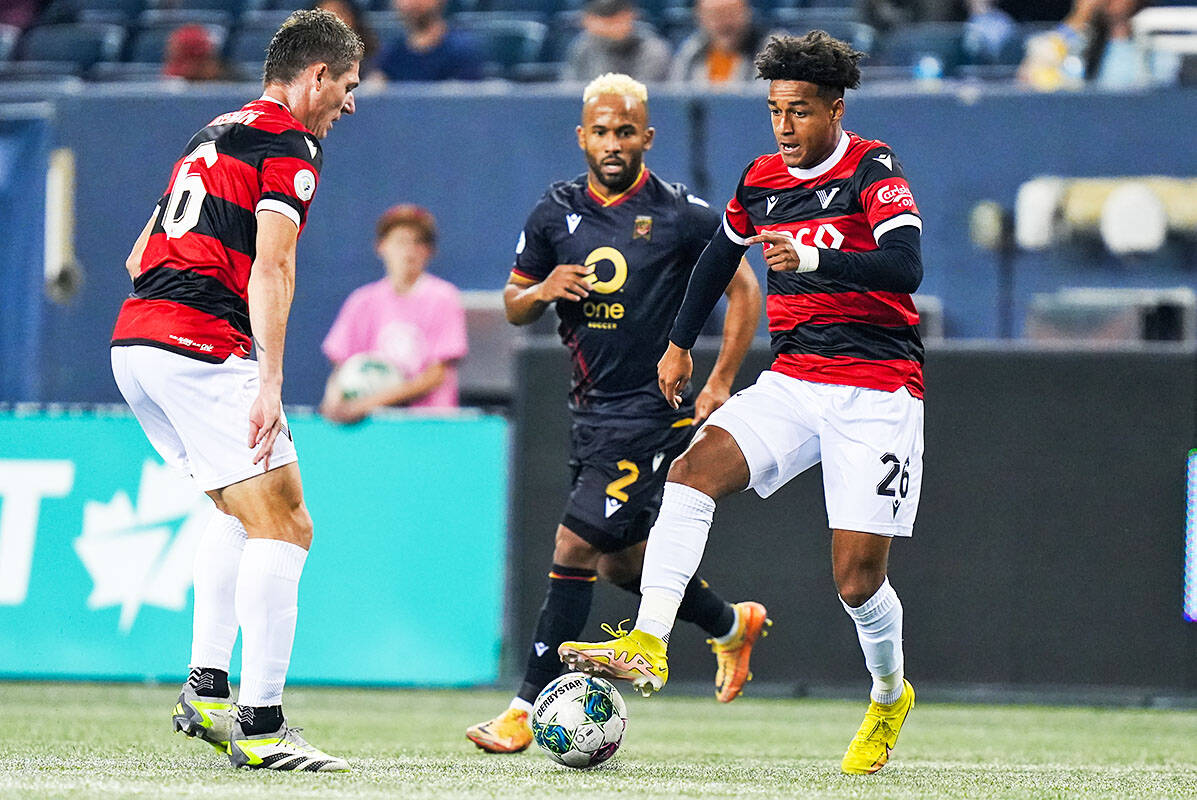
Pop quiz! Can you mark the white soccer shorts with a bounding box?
[702,370,923,536]
[111,345,298,492]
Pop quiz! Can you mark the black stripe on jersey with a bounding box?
[132,266,252,339]
[182,124,321,173]
[110,337,226,364]
[771,321,924,363]
[260,190,306,224]
[740,179,860,224]
[769,269,878,297]
[153,194,257,260]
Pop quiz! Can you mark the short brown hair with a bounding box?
[376,204,437,246]
[263,9,364,86]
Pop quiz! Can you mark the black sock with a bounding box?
[618,575,734,638]
[187,667,229,698]
[517,564,596,704]
[237,704,284,735]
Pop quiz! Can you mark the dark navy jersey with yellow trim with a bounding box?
[512,168,721,423]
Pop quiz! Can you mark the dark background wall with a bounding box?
[507,342,1197,692]
[4,86,1196,403]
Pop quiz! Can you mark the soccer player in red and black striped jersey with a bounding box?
[559,32,923,774]
[109,10,361,772]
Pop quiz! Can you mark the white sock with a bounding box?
[190,510,246,672]
[840,578,905,704]
[635,483,716,642]
[235,538,307,707]
[509,697,533,715]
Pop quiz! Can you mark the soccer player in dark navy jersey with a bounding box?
[466,73,766,754]
[561,33,925,775]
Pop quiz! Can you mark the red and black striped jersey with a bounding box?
[724,131,924,397]
[112,96,322,362]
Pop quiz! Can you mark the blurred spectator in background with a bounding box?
[375,0,484,82]
[321,205,468,421]
[861,0,966,31]
[563,0,671,83]
[162,24,235,81]
[0,0,43,30]
[669,0,774,85]
[962,0,1018,65]
[316,0,380,68]
[1018,0,1152,90]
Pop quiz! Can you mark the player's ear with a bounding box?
[829,96,844,124]
[576,125,585,151]
[642,126,655,151]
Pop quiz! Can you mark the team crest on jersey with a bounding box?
[633,216,652,241]
[816,187,840,209]
[293,169,316,202]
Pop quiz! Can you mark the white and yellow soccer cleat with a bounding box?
[172,688,233,753]
[466,708,533,753]
[710,601,772,703]
[841,679,915,775]
[228,719,349,772]
[558,621,669,697]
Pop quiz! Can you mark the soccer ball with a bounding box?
[531,672,627,769]
[336,353,403,401]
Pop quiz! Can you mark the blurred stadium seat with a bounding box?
[0,24,19,62]
[15,23,127,72]
[226,9,293,65]
[769,10,875,52]
[129,11,230,63]
[455,16,548,78]
[145,0,252,18]
[871,21,965,75]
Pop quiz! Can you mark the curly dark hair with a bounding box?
[754,31,864,100]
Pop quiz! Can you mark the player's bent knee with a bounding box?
[552,526,601,568]
[596,556,638,586]
[836,573,887,608]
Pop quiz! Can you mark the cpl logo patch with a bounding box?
[583,247,628,294]
[293,169,316,202]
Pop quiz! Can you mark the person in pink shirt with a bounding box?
[320,204,468,420]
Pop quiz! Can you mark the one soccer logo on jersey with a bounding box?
[604,497,623,518]
[766,196,779,215]
[873,153,893,171]
[815,187,840,210]
[566,213,582,234]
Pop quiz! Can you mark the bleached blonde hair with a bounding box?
[582,73,648,105]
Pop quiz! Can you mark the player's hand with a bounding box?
[657,343,693,410]
[537,263,593,303]
[745,230,819,273]
[248,384,284,471]
[693,379,731,425]
[320,395,370,425]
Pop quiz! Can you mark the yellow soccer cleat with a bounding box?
[709,601,772,703]
[841,679,915,775]
[558,621,669,697]
[465,708,532,753]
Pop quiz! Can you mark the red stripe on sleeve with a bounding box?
[766,291,920,331]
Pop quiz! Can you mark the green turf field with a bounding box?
[1,682,1193,799]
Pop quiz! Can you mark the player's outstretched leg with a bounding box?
[172,667,234,753]
[467,562,597,753]
[558,619,669,697]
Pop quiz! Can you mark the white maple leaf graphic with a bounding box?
[73,460,212,633]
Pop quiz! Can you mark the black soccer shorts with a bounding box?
[560,419,694,552]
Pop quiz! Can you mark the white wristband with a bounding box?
[794,243,820,273]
